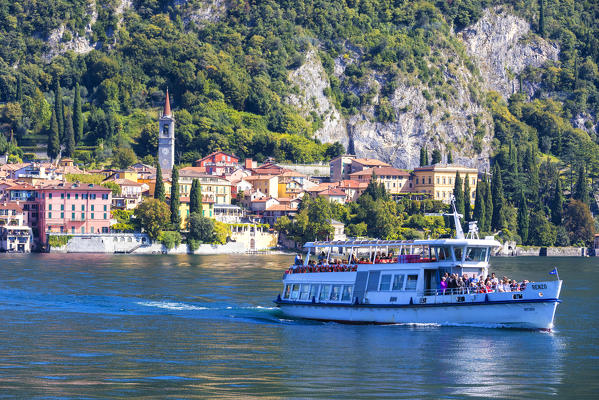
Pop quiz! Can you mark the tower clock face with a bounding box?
[161,147,169,155]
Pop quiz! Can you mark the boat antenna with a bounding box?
[445,195,465,239]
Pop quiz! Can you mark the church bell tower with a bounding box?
[158,88,175,171]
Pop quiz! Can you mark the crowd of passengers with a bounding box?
[293,251,425,268]
[439,272,529,294]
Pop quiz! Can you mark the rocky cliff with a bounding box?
[289,6,559,170]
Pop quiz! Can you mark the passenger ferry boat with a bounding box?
[275,203,562,330]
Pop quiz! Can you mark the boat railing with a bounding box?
[422,285,527,297]
[286,264,358,274]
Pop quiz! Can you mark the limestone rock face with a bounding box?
[287,50,349,148]
[289,7,561,170]
[460,6,559,99]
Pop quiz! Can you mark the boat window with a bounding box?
[392,274,405,290]
[330,285,342,301]
[319,285,331,301]
[465,247,487,262]
[432,247,450,261]
[309,284,319,300]
[453,247,463,262]
[299,284,310,300]
[379,274,392,291]
[405,275,418,291]
[290,284,300,300]
[283,285,291,299]
[342,285,353,301]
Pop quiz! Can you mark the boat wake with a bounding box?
[135,301,211,311]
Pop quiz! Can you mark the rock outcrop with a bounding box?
[290,6,560,170]
[460,6,559,99]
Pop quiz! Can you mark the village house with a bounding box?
[179,168,232,205]
[108,178,146,210]
[193,151,240,175]
[412,165,478,203]
[0,201,32,252]
[36,183,113,242]
[242,175,278,198]
[262,204,298,225]
[349,166,411,195]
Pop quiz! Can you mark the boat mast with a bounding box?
[446,196,465,239]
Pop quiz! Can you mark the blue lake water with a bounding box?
[0,254,597,398]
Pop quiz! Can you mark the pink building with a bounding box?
[36,183,112,242]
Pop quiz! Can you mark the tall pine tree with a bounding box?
[574,164,590,204]
[538,0,545,38]
[550,176,564,225]
[419,147,426,166]
[64,108,75,157]
[473,181,486,231]
[524,145,540,206]
[47,110,60,160]
[16,74,22,102]
[73,82,83,143]
[154,163,166,202]
[517,190,529,244]
[484,176,493,232]
[170,165,181,229]
[453,172,464,216]
[491,164,506,231]
[53,78,64,141]
[464,174,471,221]
[431,149,442,164]
[190,178,202,214]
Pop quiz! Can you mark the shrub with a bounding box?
[158,231,182,250]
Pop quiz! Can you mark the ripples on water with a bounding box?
[0,254,597,398]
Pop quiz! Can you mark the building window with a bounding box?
[91,194,96,200]
[103,205,107,211]
[104,213,107,220]
[416,178,419,184]
[81,227,85,234]
[81,213,85,220]
[72,205,75,211]
[91,205,94,211]
[91,213,94,219]
[72,213,75,219]
[49,204,52,210]
[72,227,75,233]
[67,193,70,199]
[48,212,52,218]
[60,212,64,218]
[81,205,85,211]
[60,204,64,211]
[75,194,79,200]
[60,193,64,199]
[436,177,440,184]
[428,177,431,184]
[82,194,88,200]
[49,193,52,199]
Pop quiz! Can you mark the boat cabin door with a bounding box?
[424,269,438,293]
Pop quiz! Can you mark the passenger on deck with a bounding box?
[439,277,448,294]
[294,254,303,265]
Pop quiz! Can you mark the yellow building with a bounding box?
[349,166,411,195]
[179,168,232,205]
[243,175,279,198]
[411,165,478,203]
[178,196,215,229]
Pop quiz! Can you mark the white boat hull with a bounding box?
[277,299,559,330]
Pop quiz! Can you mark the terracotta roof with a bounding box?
[318,188,346,196]
[337,179,369,189]
[195,151,239,163]
[243,175,277,181]
[7,183,36,191]
[38,183,112,191]
[350,166,410,177]
[0,202,23,212]
[352,158,391,167]
[110,179,143,187]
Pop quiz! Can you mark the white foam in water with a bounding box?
[136,301,210,311]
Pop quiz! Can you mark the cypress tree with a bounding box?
[453,172,464,216]
[16,74,22,102]
[47,110,60,160]
[431,149,442,164]
[473,181,486,231]
[491,164,506,231]
[574,164,590,204]
[73,82,83,143]
[190,178,202,215]
[170,165,181,229]
[517,190,529,244]
[424,147,429,165]
[484,176,493,232]
[154,163,166,202]
[464,174,471,221]
[550,176,564,225]
[64,109,75,157]
[419,147,426,166]
[447,151,453,164]
[54,78,64,141]
[538,0,545,38]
